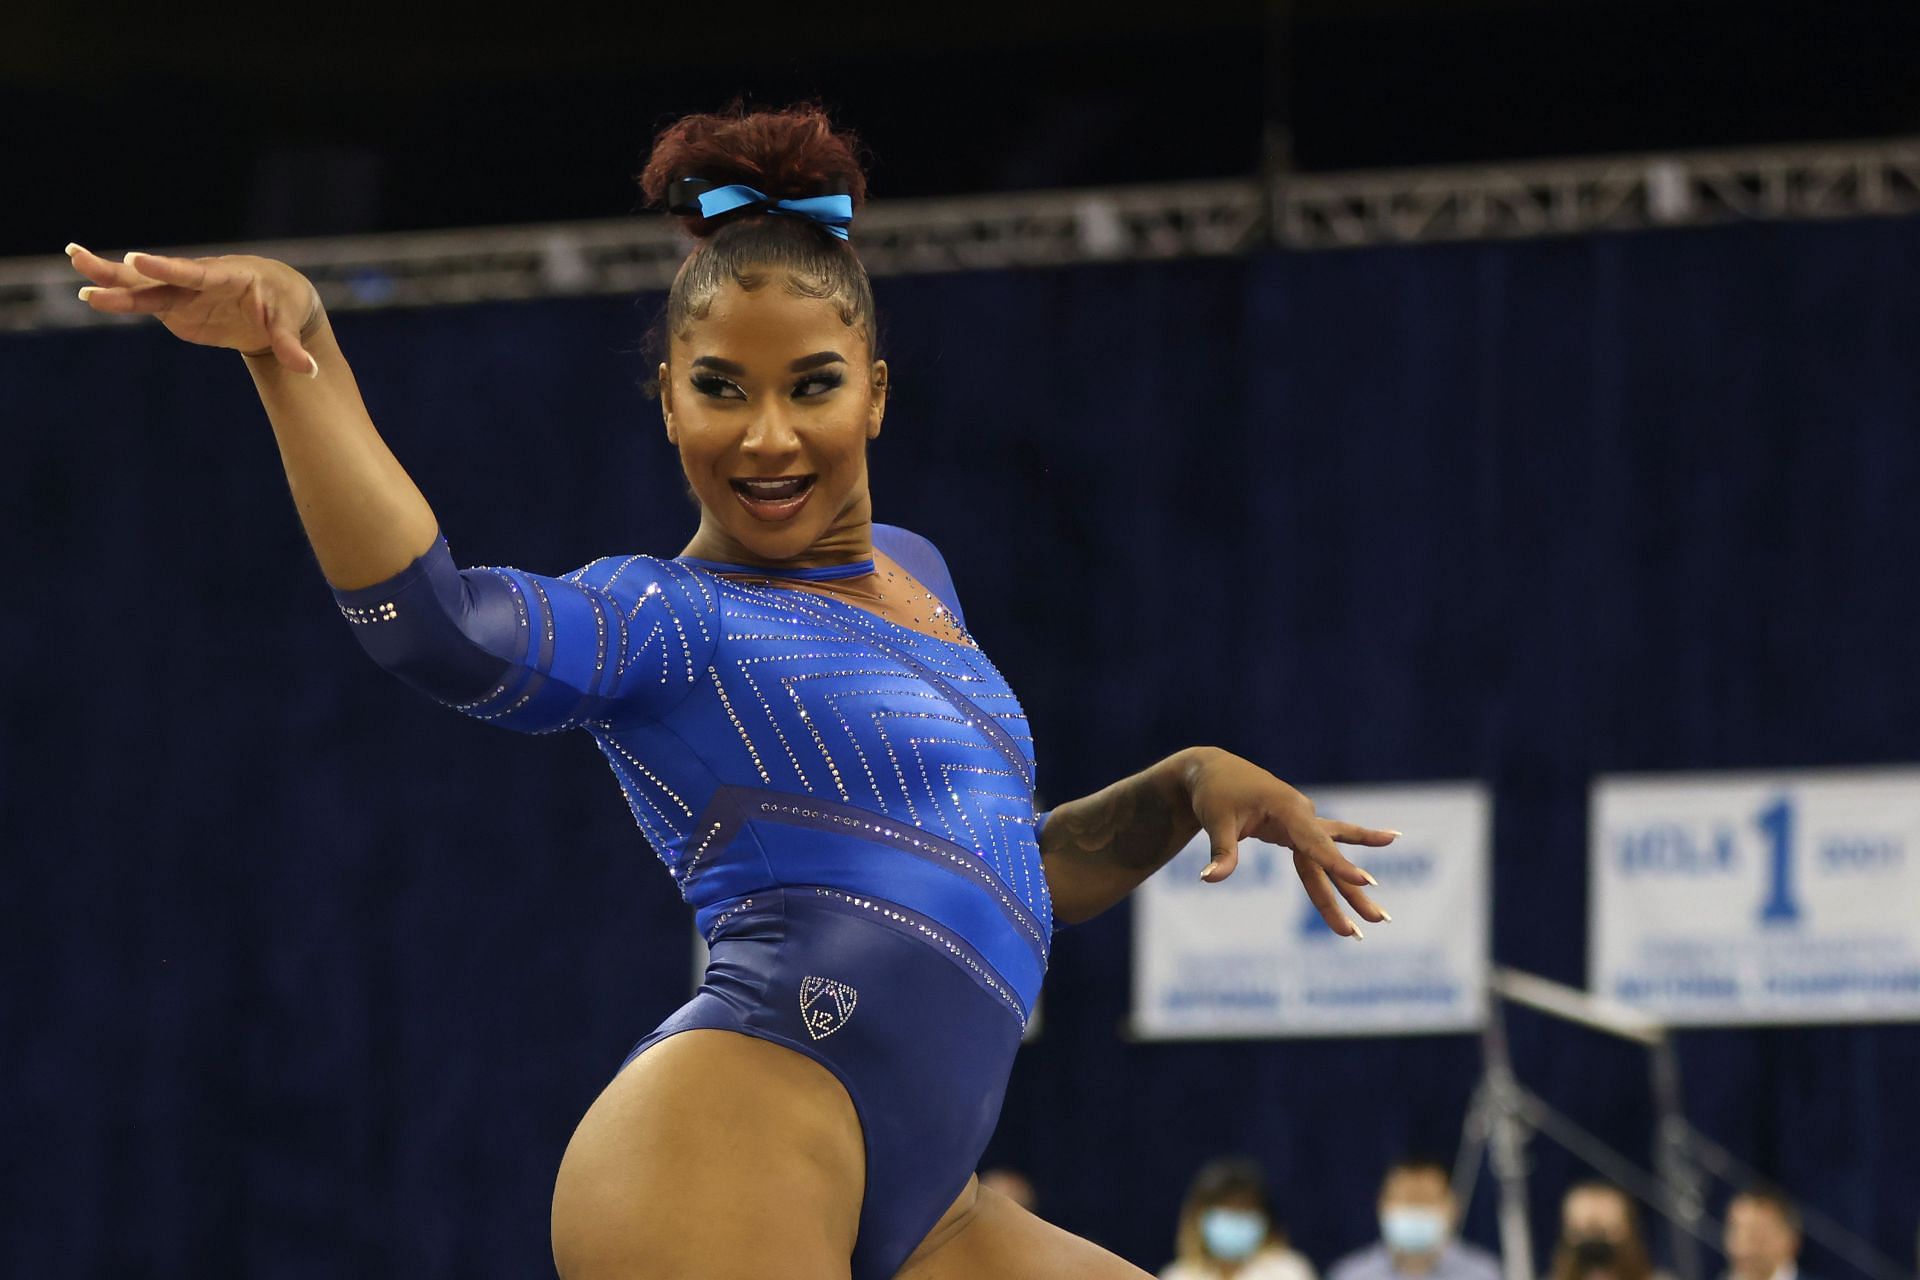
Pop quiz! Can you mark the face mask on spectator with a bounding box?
[1382,1207,1449,1254]
[1572,1238,1620,1269]
[1201,1207,1268,1260]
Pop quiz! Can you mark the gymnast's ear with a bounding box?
[659,361,677,443]
[867,357,886,440]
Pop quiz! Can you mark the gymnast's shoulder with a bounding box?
[871,521,965,621]
[540,549,719,611]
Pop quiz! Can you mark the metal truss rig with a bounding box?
[8,136,1920,335]
[2,181,1262,338]
[1275,135,1920,249]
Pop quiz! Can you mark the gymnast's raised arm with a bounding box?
[70,244,441,586]
[67,243,714,734]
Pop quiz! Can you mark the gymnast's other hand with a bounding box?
[1183,748,1398,939]
[66,243,324,376]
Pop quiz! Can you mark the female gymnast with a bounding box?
[69,101,1397,1280]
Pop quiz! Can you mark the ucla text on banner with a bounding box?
[1130,783,1491,1040]
[1590,766,1920,1025]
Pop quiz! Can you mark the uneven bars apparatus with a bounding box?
[1455,968,1908,1280]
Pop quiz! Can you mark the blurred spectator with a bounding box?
[1548,1181,1668,1280]
[1327,1157,1501,1280]
[1722,1189,1808,1280]
[979,1165,1038,1213]
[1161,1157,1317,1280]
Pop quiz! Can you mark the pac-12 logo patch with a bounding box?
[800,975,859,1040]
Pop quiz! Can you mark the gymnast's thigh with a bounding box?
[551,1027,866,1280]
[895,1176,1154,1280]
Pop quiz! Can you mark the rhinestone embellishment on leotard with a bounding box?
[756,800,1047,955]
[338,600,398,624]
[799,975,859,1040]
[703,896,755,943]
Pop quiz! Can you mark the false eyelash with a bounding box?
[692,373,842,399]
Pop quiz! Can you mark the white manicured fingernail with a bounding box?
[1387,829,1403,838]
[77,286,96,301]
[1349,924,1365,941]
[1362,870,1378,886]
[305,354,320,379]
[1379,910,1393,923]
[1200,861,1218,880]
[64,242,80,257]
[123,250,141,265]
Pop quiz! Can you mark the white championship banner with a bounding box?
[1591,766,1920,1025]
[1131,783,1491,1039]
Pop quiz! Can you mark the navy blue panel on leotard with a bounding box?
[330,522,1050,1279]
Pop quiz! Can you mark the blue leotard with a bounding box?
[331,522,1052,1278]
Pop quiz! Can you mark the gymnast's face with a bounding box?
[660,275,887,566]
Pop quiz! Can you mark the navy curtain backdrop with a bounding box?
[6,216,1918,1277]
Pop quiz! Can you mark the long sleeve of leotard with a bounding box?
[329,529,719,735]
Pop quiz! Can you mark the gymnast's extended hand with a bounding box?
[63,238,444,593]
[1034,746,1397,936]
[65,242,325,376]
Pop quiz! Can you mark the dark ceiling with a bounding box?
[9,0,1919,260]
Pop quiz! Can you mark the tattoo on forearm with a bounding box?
[1043,766,1194,873]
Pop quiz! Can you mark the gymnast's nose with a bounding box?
[740,402,802,457]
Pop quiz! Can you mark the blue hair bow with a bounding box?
[666,176,854,241]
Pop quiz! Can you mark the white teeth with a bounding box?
[735,476,812,497]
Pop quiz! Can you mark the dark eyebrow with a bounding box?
[691,351,846,376]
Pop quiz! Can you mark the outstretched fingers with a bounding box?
[1333,874,1390,925]
[1310,820,1394,924]
[1293,851,1363,939]
[120,250,232,292]
[1323,820,1402,848]
[66,243,155,289]
[1302,823,1379,890]
[70,245,225,320]
[77,281,194,315]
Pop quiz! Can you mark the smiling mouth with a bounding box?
[729,473,817,519]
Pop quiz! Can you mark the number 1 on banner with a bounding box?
[1756,795,1801,926]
